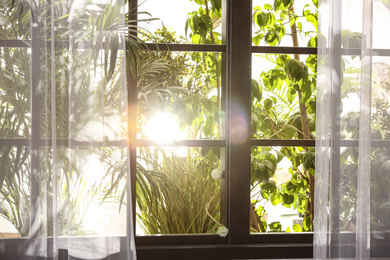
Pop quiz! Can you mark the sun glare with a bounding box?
[144,113,185,143]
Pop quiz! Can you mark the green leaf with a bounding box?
[341,30,363,49]
[284,59,309,83]
[293,223,302,232]
[211,0,222,16]
[200,14,213,32]
[271,192,282,205]
[274,0,292,11]
[253,35,261,46]
[263,98,273,111]
[203,115,215,137]
[302,151,315,170]
[285,181,298,194]
[283,125,296,139]
[307,36,317,47]
[192,15,200,32]
[305,13,318,31]
[256,12,270,27]
[286,227,291,232]
[297,22,302,32]
[251,79,262,102]
[268,221,282,232]
[264,4,273,10]
[306,55,317,73]
[265,30,280,46]
[312,0,318,8]
[261,180,277,192]
[281,193,294,205]
[275,150,283,163]
[300,77,311,104]
[276,54,291,67]
[287,88,297,104]
[303,216,312,231]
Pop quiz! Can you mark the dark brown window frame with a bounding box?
[130,1,315,259]
[4,0,390,259]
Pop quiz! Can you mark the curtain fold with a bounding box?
[0,0,136,259]
[315,0,390,259]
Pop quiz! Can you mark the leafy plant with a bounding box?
[136,147,221,234]
[0,0,156,236]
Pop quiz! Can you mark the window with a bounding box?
[132,0,316,259]
[0,0,317,259]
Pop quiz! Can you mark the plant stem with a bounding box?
[204,0,220,111]
[288,2,314,230]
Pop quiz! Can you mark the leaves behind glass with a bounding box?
[251,54,316,140]
[137,50,222,139]
[251,146,313,232]
[136,147,221,234]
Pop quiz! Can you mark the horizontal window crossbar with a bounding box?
[0,138,127,147]
[143,43,226,52]
[0,40,226,52]
[136,139,225,147]
[252,46,317,55]
[252,139,390,147]
[0,138,225,147]
[2,138,390,148]
[251,139,316,147]
[0,39,97,49]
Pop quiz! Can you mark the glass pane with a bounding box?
[373,1,390,49]
[0,146,30,238]
[251,54,316,139]
[250,146,314,233]
[339,1,390,50]
[138,0,222,44]
[40,47,127,140]
[341,55,390,141]
[338,146,390,233]
[38,147,128,237]
[136,146,223,235]
[0,3,31,40]
[252,0,317,47]
[371,56,390,140]
[137,51,222,141]
[0,47,31,138]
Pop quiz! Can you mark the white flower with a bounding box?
[211,168,223,180]
[216,225,229,237]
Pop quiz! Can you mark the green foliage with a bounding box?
[136,148,220,234]
[0,0,158,236]
[268,221,282,232]
[133,1,224,234]
[250,0,319,232]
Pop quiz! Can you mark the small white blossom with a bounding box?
[211,168,223,180]
[216,225,229,237]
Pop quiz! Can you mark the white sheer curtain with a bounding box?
[315,0,390,259]
[0,0,136,259]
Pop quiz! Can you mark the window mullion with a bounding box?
[225,0,252,245]
[128,0,138,238]
[30,4,41,241]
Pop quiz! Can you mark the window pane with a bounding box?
[0,47,31,138]
[250,146,314,233]
[0,146,30,238]
[251,54,316,140]
[341,55,390,141]
[136,146,223,235]
[372,1,390,49]
[137,51,222,140]
[252,0,317,47]
[0,4,31,40]
[138,0,222,44]
[40,147,128,237]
